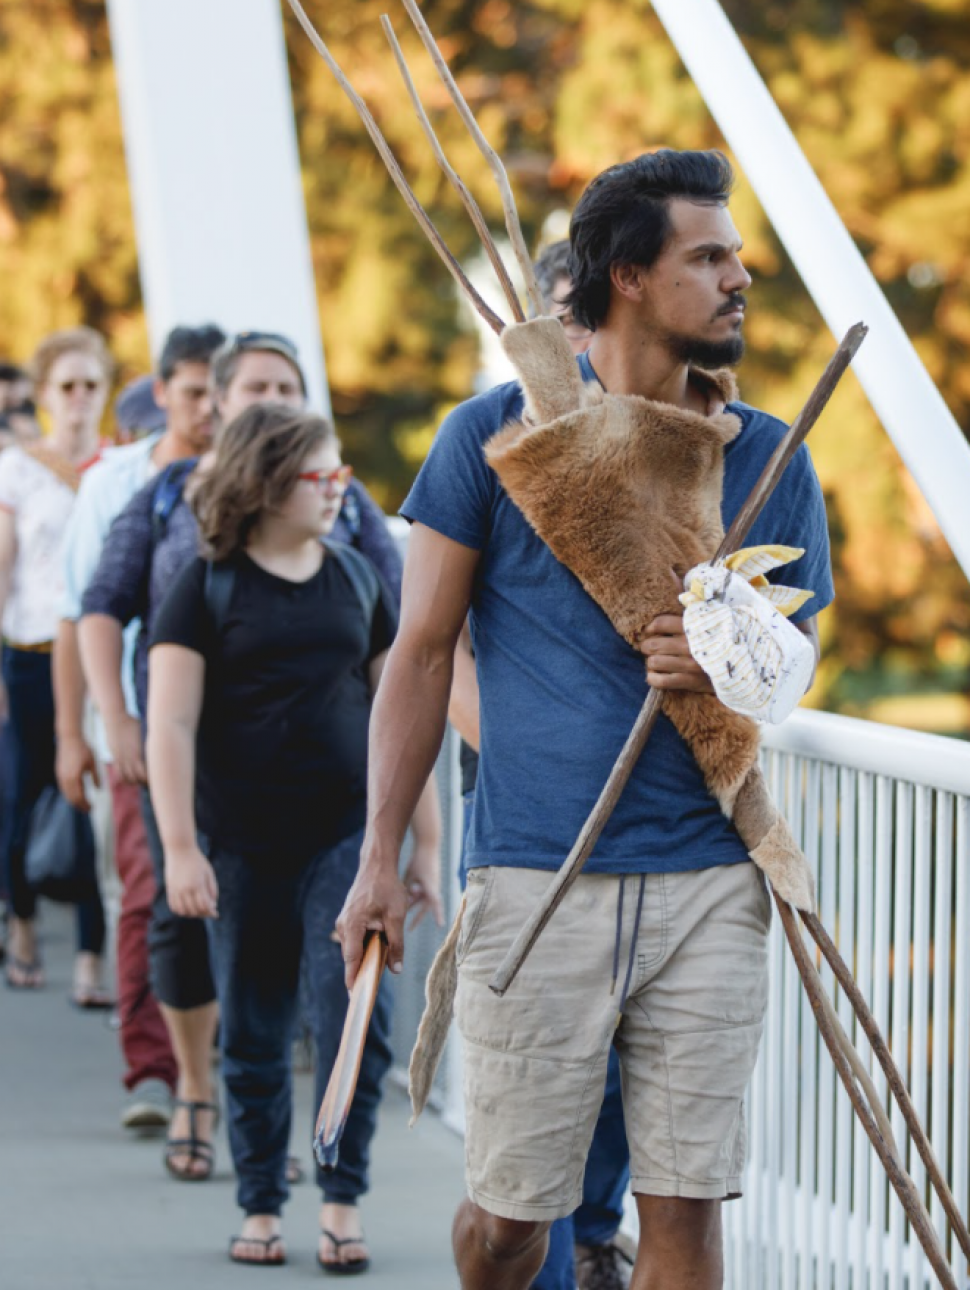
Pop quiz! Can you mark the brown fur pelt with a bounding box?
[408,317,815,1124]
[487,318,814,912]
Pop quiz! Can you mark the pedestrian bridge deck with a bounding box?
[2,904,465,1290]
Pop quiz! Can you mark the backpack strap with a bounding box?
[151,458,198,545]
[322,539,380,621]
[203,561,236,635]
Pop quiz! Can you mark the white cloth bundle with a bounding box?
[679,545,815,725]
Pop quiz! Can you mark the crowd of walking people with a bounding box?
[0,247,637,1288]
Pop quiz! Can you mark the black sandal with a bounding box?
[229,1233,286,1266]
[318,1227,370,1276]
[164,1098,218,1181]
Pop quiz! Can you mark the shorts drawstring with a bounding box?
[612,874,647,1018]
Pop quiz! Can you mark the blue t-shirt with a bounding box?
[402,353,834,876]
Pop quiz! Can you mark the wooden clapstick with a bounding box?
[313,931,388,1171]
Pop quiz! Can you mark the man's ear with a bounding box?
[610,262,645,303]
[152,376,168,410]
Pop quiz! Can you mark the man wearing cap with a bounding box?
[112,374,168,443]
[53,323,225,1130]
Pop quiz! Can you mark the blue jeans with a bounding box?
[0,646,105,953]
[459,793,631,1289]
[206,828,393,1217]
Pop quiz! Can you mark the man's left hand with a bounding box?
[55,733,100,812]
[639,613,715,694]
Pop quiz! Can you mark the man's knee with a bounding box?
[636,1194,721,1249]
[457,1198,551,1262]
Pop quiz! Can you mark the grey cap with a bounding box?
[114,375,166,434]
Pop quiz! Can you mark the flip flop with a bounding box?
[165,1098,219,1181]
[5,954,44,990]
[229,1233,286,1266]
[318,1228,370,1276]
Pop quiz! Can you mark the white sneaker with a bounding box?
[121,1078,173,1131]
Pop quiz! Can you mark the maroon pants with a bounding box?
[108,766,177,1092]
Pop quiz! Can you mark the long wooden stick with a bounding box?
[380,16,524,323]
[284,0,506,336]
[777,897,958,1290]
[489,320,868,996]
[801,909,970,1263]
[400,0,545,318]
[313,932,388,1171]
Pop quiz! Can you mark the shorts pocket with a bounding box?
[750,863,773,931]
[457,866,495,966]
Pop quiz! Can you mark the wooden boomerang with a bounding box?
[313,931,388,1171]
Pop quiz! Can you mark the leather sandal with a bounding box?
[164,1098,219,1181]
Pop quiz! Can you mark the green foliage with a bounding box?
[0,0,967,723]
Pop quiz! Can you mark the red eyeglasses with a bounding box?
[298,464,353,492]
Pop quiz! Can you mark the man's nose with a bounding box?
[725,254,752,293]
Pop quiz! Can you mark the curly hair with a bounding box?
[30,326,114,389]
[192,403,337,561]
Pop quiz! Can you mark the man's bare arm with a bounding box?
[337,523,479,986]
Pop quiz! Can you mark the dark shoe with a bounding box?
[164,1098,218,1181]
[4,954,44,990]
[70,983,115,1010]
[229,1233,286,1266]
[318,1228,370,1276]
[575,1239,634,1290]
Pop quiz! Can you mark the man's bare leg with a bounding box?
[631,1196,722,1290]
[453,1198,551,1290]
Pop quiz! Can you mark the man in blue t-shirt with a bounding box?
[338,149,834,1290]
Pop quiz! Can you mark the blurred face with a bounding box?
[217,351,305,425]
[155,361,213,454]
[40,351,109,437]
[279,441,348,538]
[549,275,592,356]
[0,375,31,412]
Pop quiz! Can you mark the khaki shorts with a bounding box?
[455,861,771,1222]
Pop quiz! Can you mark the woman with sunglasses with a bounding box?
[0,326,111,1002]
[146,403,441,1270]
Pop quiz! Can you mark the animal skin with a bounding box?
[409,316,815,1121]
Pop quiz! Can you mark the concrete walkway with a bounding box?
[2,904,465,1289]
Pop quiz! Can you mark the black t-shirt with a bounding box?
[150,550,397,864]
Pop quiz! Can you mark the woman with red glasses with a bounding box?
[146,403,441,1270]
[0,327,111,1001]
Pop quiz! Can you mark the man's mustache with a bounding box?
[716,294,747,317]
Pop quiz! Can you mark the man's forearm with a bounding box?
[363,642,452,871]
[78,613,127,722]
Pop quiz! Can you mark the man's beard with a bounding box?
[670,331,745,368]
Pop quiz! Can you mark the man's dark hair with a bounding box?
[157,324,227,382]
[533,241,573,314]
[567,149,735,331]
[0,362,27,384]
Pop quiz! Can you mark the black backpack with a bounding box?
[203,540,381,633]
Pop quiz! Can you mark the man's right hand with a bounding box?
[106,712,147,784]
[336,861,410,990]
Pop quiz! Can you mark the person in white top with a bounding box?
[55,324,225,1130]
[0,326,112,994]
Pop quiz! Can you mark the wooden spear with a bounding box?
[489,319,869,997]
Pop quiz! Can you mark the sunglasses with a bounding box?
[298,464,353,492]
[58,379,103,394]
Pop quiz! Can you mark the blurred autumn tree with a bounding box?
[0,0,968,726]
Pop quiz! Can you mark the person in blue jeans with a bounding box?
[146,404,442,1270]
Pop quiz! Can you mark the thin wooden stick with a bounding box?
[381,15,525,323]
[489,321,868,996]
[802,909,970,1263]
[284,0,505,336]
[777,896,957,1290]
[401,0,545,319]
[313,932,388,1170]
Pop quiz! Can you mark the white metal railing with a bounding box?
[390,710,970,1290]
